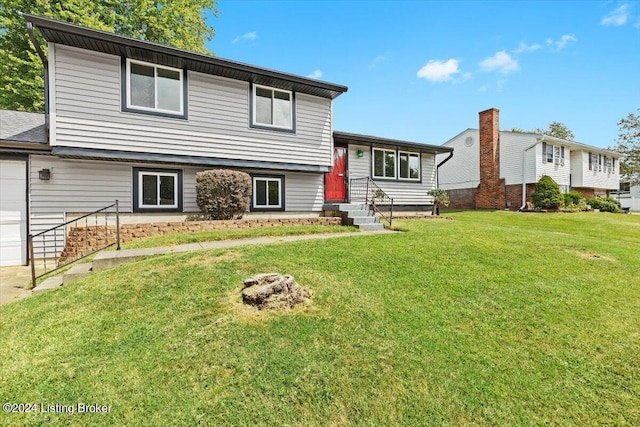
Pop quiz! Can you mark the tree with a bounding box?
[531,175,564,210]
[533,121,575,141]
[0,0,218,111]
[427,188,450,216]
[614,109,640,186]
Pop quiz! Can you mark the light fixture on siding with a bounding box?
[357,150,364,158]
[38,168,51,180]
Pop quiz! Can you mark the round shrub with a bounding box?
[563,190,585,207]
[532,175,564,210]
[587,197,621,213]
[196,169,251,219]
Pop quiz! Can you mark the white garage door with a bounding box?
[0,160,27,267]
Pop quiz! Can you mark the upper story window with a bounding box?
[373,148,396,179]
[398,151,421,180]
[252,84,294,131]
[542,142,564,165]
[125,59,186,117]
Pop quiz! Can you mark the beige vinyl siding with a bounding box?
[51,44,332,168]
[348,145,436,205]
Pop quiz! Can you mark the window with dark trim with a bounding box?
[398,151,420,180]
[251,84,295,131]
[373,148,396,179]
[252,175,284,211]
[133,168,183,212]
[123,58,187,119]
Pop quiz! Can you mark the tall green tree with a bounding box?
[614,109,640,186]
[533,121,575,141]
[0,0,217,112]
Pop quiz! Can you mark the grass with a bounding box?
[116,224,358,249]
[1,211,639,426]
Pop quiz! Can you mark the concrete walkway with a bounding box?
[1,229,396,305]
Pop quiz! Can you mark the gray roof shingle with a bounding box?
[0,109,47,144]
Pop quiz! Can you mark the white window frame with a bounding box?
[372,148,397,179]
[126,58,184,115]
[252,84,293,130]
[253,176,282,209]
[398,151,421,180]
[138,171,179,209]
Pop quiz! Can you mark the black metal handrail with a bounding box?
[349,177,394,227]
[29,201,121,288]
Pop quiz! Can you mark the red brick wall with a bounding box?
[572,187,595,199]
[475,108,506,209]
[447,188,477,209]
[505,183,536,210]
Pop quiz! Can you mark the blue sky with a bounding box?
[208,1,640,148]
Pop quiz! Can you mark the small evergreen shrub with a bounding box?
[531,175,564,210]
[587,197,621,213]
[563,191,585,207]
[196,169,251,219]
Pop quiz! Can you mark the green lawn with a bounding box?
[1,211,639,426]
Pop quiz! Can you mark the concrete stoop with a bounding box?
[335,203,385,231]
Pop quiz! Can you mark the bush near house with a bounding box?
[532,175,564,210]
[587,197,622,213]
[427,188,450,215]
[563,191,585,208]
[196,169,252,220]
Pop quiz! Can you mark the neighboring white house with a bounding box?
[0,14,451,267]
[613,183,640,211]
[437,108,622,209]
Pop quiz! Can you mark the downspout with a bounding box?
[25,18,49,138]
[519,139,540,210]
[436,150,454,188]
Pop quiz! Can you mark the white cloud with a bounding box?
[601,5,629,26]
[306,70,324,79]
[512,42,542,54]
[479,51,518,74]
[416,59,461,82]
[232,31,257,44]
[546,34,577,50]
[369,55,390,69]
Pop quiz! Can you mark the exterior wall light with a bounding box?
[357,150,364,158]
[38,168,51,180]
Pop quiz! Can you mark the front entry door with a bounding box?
[325,146,347,202]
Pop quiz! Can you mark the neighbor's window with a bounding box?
[398,151,420,180]
[589,152,598,171]
[127,59,183,115]
[604,156,613,173]
[253,176,283,209]
[543,143,554,163]
[373,148,396,179]
[252,85,293,130]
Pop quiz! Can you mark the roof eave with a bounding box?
[23,14,348,100]
[334,131,453,155]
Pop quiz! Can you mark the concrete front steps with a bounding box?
[329,203,385,231]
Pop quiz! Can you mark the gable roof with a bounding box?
[442,128,622,157]
[24,14,348,100]
[0,109,47,144]
[334,131,453,155]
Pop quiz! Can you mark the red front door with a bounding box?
[325,146,347,202]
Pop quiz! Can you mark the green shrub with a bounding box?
[564,191,585,207]
[196,169,251,219]
[532,175,564,210]
[587,197,621,213]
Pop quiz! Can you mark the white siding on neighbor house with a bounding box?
[616,185,640,210]
[533,143,571,187]
[348,145,436,205]
[50,44,332,168]
[438,129,480,190]
[571,150,620,190]
[499,133,540,185]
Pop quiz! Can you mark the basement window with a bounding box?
[252,176,284,210]
[133,168,183,212]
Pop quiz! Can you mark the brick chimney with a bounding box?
[475,108,506,209]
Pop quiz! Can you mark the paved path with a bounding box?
[1,229,396,306]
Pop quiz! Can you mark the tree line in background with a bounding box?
[0,0,218,112]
